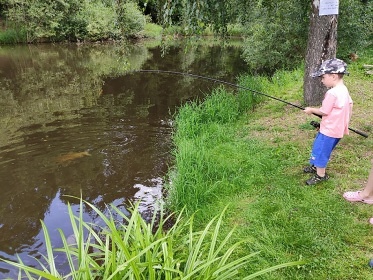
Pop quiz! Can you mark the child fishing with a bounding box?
[303,58,353,185]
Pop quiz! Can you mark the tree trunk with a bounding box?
[303,0,338,106]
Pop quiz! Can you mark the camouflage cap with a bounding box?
[311,58,349,77]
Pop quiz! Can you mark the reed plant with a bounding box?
[1,197,304,280]
[0,28,27,44]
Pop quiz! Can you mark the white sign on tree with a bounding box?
[319,0,339,16]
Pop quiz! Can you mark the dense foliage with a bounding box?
[1,0,146,42]
[163,0,373,72]
[239,1,309,73]
[338,0,373,57]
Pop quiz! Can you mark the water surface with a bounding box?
[0,40,247,277]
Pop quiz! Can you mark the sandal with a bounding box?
[305,173,329,185]
[303,165,316,174]
[343,191,373,204]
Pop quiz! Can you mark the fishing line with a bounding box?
[136,69,368,138]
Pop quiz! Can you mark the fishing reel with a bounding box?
[310,121,320,129]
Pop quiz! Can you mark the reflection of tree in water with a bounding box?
[0,43,151,267]
[0,43,150,148]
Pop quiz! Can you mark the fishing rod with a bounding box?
[137,69,368,138]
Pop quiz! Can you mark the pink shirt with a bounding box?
[319,84,353,138]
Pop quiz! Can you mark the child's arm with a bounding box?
[304,107,326,116]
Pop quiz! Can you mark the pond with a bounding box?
[0,39,247,277]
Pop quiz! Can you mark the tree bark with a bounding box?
[303,0,338,106]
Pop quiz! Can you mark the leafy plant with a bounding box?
[118,1,146,37]
[1,198,304,279]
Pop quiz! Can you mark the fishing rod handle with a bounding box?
[349,127,369,138]
[313,113,368,138]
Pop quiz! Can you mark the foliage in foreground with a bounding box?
[1,198,304,279]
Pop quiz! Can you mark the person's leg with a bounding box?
[304,133,320,174]
[308,133,320,167]
[343,159,373,202]
[316,167,326,177]
[357,159,373,199]
[306,134,339,185]
[343,159,373,224]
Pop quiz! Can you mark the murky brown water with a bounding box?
[0,39,247,277]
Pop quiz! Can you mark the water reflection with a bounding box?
[0,40,247,277]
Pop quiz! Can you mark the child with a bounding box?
[343,159,373,223]
[303,58,353,185]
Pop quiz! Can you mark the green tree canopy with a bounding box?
[162,0,372,73]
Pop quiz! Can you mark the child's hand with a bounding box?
[304,107,314,115]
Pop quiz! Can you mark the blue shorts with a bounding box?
[310,132,340,168]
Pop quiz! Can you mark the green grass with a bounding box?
[167,49,373,279]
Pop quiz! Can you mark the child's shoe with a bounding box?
[303,165,316,173]
[306,173,329,185]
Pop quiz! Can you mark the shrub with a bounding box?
[82,2,120,41]
[118,1,146,37]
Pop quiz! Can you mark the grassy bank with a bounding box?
[168,49,373,279]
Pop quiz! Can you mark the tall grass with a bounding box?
[0,28,27,44]
[168,87,265,213]
[1,198,304,279]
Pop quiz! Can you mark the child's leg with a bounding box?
[316,167,326,177]
[305,134,340,185]
[309,133,340,170]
